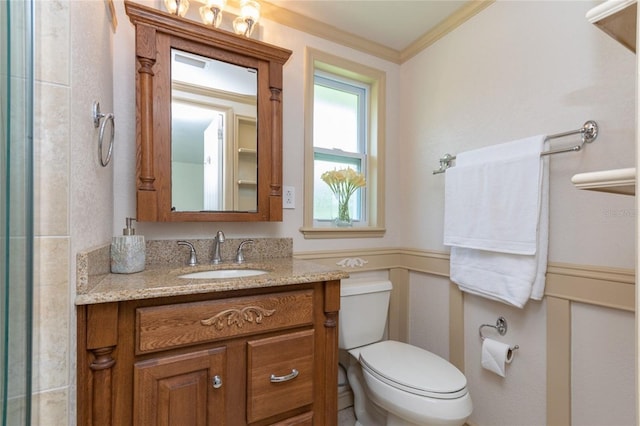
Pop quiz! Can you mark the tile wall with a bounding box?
[33,0,72,423]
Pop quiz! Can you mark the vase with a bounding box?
[335,198,352,227]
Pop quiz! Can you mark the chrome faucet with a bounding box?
[212,230,225,264]
[235,239,254,264]
[177,241,197,266]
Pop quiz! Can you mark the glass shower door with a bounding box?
[0,0,34,424]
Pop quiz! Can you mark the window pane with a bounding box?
[313,83,359,152]
[314,158,363,221]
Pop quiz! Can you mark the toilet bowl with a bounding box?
[339,278,472,426]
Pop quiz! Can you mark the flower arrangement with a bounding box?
[321,168,366,226]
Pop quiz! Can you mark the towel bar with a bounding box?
[433,120,598,174]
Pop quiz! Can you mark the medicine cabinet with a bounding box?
[125,1,292,221]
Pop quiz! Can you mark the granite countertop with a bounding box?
[75,257,349,305]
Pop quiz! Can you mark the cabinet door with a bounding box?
[270,411,313,426]
[247,330,315,423]
[134,347,226,425]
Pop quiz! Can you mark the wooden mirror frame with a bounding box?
[125,1,292,222]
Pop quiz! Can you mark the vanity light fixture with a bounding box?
[199,0,227,27]
[233,0,260,37]
[164,0,190,17]
[166,0,261,38]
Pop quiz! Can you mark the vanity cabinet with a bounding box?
[77,281,340,425]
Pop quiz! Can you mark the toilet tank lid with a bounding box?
[340,279,392,296]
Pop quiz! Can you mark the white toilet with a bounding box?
[339,278,472,426]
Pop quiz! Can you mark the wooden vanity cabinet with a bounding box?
[77,281,341,426]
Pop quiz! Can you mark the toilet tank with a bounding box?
[339,278,393,350]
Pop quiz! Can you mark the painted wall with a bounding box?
[112,0,403,253]
[400,1,636,425]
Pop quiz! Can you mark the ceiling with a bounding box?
[267,0,467,51]
[258,0,494,63]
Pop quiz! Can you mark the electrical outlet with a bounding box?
[283,186,295,209]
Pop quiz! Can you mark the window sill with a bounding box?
[299,226,386,239]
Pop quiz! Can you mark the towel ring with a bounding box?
[92,101,115,167]
[479,317,520,351]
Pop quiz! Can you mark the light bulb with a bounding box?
[164,0,189,17]
[233,16,249,36]
[240,0,260,23]
[200,5,223,27]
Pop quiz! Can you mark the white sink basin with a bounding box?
[178,269,268,279]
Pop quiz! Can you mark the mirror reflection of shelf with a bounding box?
[571,167,636,196]
[234,115,257,210]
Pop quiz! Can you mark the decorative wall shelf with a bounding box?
[580,2,637,196]
[571,167,636,195]
[586,0,637,52]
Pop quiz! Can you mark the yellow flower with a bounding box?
[321,167,366,209]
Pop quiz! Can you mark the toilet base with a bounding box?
[347,361,471,426]
[349,363,431,426]
[348,363,387,426]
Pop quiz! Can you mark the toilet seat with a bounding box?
[358,340,468,400]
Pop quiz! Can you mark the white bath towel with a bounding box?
[444,136,549,308]
[444,135,545,254]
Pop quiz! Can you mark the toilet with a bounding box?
[339,278,472,426]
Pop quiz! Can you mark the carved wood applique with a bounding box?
[201,306,276,330]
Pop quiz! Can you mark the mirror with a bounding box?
[171,49,258,212]
[125,1,292,222]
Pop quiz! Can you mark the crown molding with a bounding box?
[400,0,495,63]
[240,0,495,64]
[257,0,401,63]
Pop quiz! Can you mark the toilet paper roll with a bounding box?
[481,338,514,377]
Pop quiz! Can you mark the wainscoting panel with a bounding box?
[295,247,635,424]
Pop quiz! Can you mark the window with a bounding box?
[313,73,367,222]
[302,48,386,238]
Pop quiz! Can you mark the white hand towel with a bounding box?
[444,135,545,255]
[444,135,549,308]
[481,338,514,377]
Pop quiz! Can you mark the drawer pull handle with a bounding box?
[270,369,299,383]
[212,375,223,389]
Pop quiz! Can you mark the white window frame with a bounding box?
[313,72,368,223]
[301,47,386,239]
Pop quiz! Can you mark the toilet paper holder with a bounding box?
[479,316,519,351]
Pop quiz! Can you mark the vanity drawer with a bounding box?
[247,329,315,423]
[136,290,314,354]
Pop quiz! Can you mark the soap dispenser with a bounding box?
[111,217,146,274]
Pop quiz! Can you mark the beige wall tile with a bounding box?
[31,388,70,426]
[35,0,69,85]
[34,82,70,237]
[32,237,70,392]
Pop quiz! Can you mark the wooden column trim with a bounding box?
[449,283,465,373]
[547,296,571,426]
[388,268,409,342]
[86,303,119,426]
[323,280,340,425]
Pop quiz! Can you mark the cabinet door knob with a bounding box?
[212,375,223,389]
[270,369,299,383]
